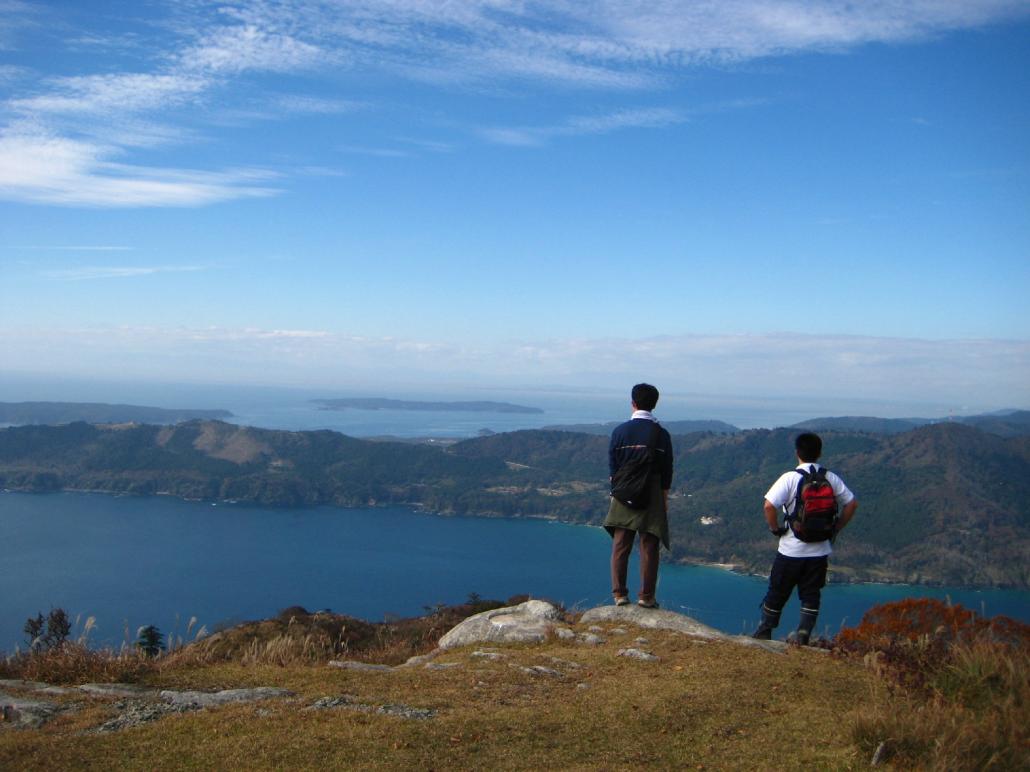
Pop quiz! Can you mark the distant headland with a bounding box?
[312,398,543,414]
[0,401,233,426]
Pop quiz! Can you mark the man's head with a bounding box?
[631,383,660,412]
[795,432,822,463]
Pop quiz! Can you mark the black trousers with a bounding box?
[761,553,828,624]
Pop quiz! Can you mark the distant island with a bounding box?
[545,419,739,435]
[0,401,233,426]
[313,398,543,414]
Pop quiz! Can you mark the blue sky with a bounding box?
[1,1,1028,412]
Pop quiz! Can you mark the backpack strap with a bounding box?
[787,467,812,522]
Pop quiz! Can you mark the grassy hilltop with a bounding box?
[1,598,1026,770]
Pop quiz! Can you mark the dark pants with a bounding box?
[760,553,828,633]
[610,527,660,600]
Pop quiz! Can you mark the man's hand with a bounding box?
[770,526,788,537]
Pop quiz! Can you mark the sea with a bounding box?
[1,378,1026,652]
[1,492,1027,653]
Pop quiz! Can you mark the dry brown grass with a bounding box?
[1,624,880,770]
[0,643,155,686]
[848,640,1030,771]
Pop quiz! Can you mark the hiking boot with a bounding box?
[752,604,780,640]
[614,596,630,606]
[637,598,659,609]
[786,630,811,646]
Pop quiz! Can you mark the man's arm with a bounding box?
[835,499,858,533]
[764,499,785,535]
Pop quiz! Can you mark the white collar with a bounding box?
[631,410,657,422]
[796,462,821,472]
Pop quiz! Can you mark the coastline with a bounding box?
[4,487,1028,594]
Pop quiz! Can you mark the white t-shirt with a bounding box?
[765,463,855,558]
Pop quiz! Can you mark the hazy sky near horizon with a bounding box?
[1,1,1028,411]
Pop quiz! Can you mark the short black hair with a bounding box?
[795,432,822,463]
[631,383,660,411]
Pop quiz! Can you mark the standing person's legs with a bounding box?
[610,527,636,602]
[754,553,801,639]
[638,531,660,603]
[794,556,828,643]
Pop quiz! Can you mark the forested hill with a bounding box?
[1,420,1028,588]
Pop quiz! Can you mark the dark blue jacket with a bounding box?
[608,418,674,490]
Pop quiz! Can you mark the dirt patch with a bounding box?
[192,425,272,464]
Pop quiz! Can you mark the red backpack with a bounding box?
[787,467,839,543]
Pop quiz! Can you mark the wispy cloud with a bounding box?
[41,265,207,280]
[0,129,279,207]
[480,107,685,146]
[2,0,1027,208]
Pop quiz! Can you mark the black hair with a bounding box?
[631,383,660,412]
[795,432,822,463]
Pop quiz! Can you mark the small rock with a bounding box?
[576,682,591,690]
[328,660,393,672]
[512,665,562,678]
[634,637,650,645]
[397,649,441,668]
[424,662,461,671]
[554,627,576,640]
[617,648,660,662]
[578,633,604,646]
[610,627,628,635]
[306,695,434,720]
[588,626,604,633]
[471,650,507,661]
[547,656,582,670]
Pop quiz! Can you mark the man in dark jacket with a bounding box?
[603,383,674,608]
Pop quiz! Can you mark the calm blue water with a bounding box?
[2,491,1027,652]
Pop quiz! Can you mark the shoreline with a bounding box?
[3,487,1028,594]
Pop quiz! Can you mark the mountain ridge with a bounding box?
[1,419,1027,588]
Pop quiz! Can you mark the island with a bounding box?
[0,401,233,426]
[312,398,543,414]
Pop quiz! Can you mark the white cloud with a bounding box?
[10,73,209,115]
[3,327,1027,410]
[181,24,326,75]
[480,107,686,146]
[41,265,206,280]
[0,129,279,207]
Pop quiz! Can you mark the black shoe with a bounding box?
[752,627,772,640]
[786,630,811,646]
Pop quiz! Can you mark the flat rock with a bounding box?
[160,687,293,708]
[0,692,63,729]
[579,606,787,653]
[578,633,604,646]
[95,700,191,733]
[438,600,562,649]
[307,695,435,720]
[328,660,393,672]
[79,683,157,698]
[397,650,441,668]
[554,627,576,640]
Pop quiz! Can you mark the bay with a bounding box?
[2,491,1027,652]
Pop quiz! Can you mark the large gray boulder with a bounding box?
[438,600,562,649]
[159,687,293,708]
[579,605,786,653]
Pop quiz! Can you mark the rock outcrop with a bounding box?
[438,599,563,649]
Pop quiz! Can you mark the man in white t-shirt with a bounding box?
[752,432,858,644]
